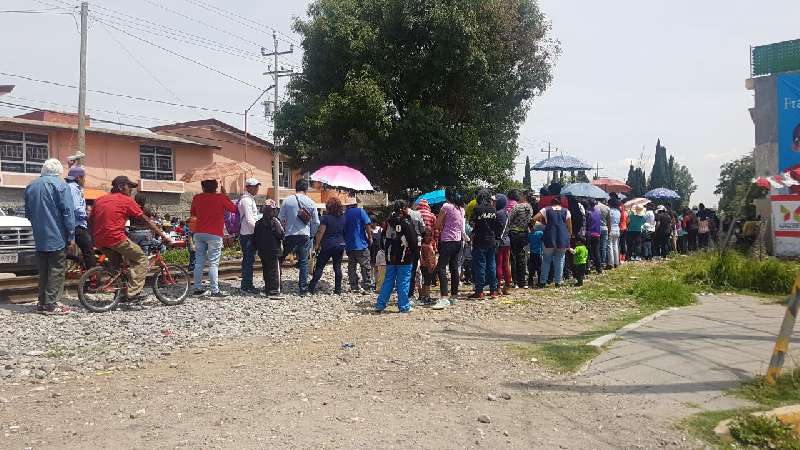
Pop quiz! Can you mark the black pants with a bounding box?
[510,232,529,287]
[437,241,462,297]
[408,250,420,298]
[309,246,345,294]
[619,231,627,259]
[574,263,586,286]
[627,232,641,259]
[655,233,671,258]
[687,230,698,251]
[527,253,542,287]
[588,235,602,273]
[698,233,710,249]
[258,252,281,294]
[74,226,96,269]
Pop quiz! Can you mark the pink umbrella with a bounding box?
[310,165,374,191]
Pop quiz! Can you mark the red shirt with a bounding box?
[190,193,237,237]
[91,193,144,248]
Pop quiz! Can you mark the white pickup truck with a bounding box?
[0,208,36,273]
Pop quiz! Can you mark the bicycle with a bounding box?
[77,241,190,313]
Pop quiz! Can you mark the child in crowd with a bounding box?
[571,236,588,287]
[527,221,544,288]
[254,199,285,299]
[374,249,386,293]
[419,230,437,305]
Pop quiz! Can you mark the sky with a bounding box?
[2,0,800,206]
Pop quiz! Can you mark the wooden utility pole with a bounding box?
[261,32,293,202]
[77,2,88,156]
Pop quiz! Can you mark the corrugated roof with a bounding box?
[0,116,221,149]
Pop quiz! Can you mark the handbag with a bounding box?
[295,195,312,225]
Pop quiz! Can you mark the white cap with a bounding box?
[656,205,666,211]
[245,178,261,187]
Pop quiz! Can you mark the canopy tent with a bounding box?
[310,165,374,192]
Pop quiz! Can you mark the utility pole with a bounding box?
[261,32,293,202]
[77,2,88,158]
[541,142,555,184]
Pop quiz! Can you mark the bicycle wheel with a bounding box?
[153,264,190,306]
[78,266,123,313]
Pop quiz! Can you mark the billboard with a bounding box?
[771,195,800,257]
[778,73,800,172]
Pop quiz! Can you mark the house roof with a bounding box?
[150,119,274,149]
[0,116,221,149]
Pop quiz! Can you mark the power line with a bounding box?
[97,19,260,90]
[0,71,260,116]
[179,0,300,46]
[0,8,73,14]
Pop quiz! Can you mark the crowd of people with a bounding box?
[22,158,720,316]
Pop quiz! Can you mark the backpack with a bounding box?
[224,198,242,235]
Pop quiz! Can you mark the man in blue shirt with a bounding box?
[25,158,76,315]
[64,166,95,269]
[344,199,373,294]
[277,178,320,296]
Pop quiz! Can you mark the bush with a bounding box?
[676,252,796,296]
[626,277,695,310]
[729,414,800,450]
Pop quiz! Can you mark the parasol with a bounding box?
[531,155,593,171]
[561,183,609,200]
[644,188,680,201]
[624,197,651,209]
[415,189,446,206]
[180,161,258,183]
[310,165,374,191]
[591,177,631,193]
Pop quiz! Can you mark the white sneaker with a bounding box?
[431,298,449,310]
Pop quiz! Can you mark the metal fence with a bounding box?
[752,39,800,77]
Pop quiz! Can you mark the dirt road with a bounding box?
[1,290,699,449]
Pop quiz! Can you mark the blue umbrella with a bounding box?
[532,155,593,171]
[561,183,610,200]
[415,189,446,205]
[645,188,680,200]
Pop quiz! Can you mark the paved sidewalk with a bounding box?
[578,295,800,410]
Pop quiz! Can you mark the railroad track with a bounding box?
[0,261,257,304]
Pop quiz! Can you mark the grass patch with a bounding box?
[683,369,800,448]
[729,414,800,449]
[626,276,695,312]
[730,368,800,409]
[510,339,601,373]
[669,251,797,297]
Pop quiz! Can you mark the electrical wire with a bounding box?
[96,19,260,90]
[0,71,260,117]
[179,0,299,46]
[0,8,72,14]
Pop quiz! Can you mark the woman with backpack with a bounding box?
[375,200,418,313]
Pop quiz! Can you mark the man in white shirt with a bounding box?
[239,178,262,294]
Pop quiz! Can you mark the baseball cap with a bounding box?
[67,151,85,162]
[111,175,137,190]
[245,178,261,187]
[656,205,666,212]
[65,166,85,180]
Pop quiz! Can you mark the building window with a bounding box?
[139,145,174,181]
[271,160,290,188]
[0,130,49,174]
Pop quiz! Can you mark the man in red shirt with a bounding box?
[91,176,173,302]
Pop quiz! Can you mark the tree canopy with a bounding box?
[523,156,532,190]
[275,0,558,196]
[715,154,766,219]
[626,164,647,198]
[644,139,696,206]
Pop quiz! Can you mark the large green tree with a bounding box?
[668,161,697,207]
[626,164,647,198]
[523,156,532,190]
[275,0,558,196]
[715,154,766,218]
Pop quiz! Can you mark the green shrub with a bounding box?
[677,252,796,296]
[729,414,800,450]
[161,248,189,266]
[626,276,695,310]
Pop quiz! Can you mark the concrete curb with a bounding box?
[587,308,679,348]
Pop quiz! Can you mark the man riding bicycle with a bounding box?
[89,176,174,302]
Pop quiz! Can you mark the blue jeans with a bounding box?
[472,246,497,293]
[540,248,567,285]
[599,229,609,267]
[376,264,413,312]
[193,233,223,292]
[309,246,345,294]
[239,234,256,290]
[283,234,311,294]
